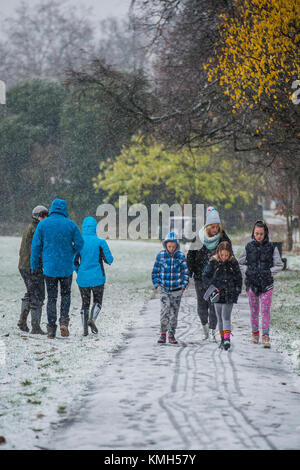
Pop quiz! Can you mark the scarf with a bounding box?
[199,227,221,252]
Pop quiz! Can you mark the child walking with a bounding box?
[203,241,242,350]
[74,217,113,336]
[152,232,189,344]
[238,220,283,348]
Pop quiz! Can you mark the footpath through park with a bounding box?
[47,282,300,450]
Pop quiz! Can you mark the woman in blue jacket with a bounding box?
[74,217,114,336]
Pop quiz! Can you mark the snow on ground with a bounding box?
[0,236,160,450]
[0,234,299,449]
[47,290,300,450]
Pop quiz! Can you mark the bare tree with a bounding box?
[0,0,96,88]
[96,17,150,73]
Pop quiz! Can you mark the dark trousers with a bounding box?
[79,285,104,311]
[19,269,45,309]
[194,280,217,329]
[45,275,72,326]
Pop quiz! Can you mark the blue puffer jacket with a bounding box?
[31,199,84,278]
[74,217,114,288]
[152,232,189,291]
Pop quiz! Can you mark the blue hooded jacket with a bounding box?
[31,199,84,277]
[74,217,114,288]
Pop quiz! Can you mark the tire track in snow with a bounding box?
[212,346,276,449]
[158,297,211,448]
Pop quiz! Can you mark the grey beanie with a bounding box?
[205,206,221,227]
[32,205,48,220]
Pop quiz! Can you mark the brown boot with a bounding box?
[251,332,259,344]
[262,335,271,348]
[59,317,70,337]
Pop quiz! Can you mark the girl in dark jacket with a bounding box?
[238,220,283,348]
[203,241,242,350]
[187,206,232,342]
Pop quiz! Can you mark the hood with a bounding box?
[49,199,69,218]
[82,216,98,236]
[163,231,180,252]
[251,220,269,243]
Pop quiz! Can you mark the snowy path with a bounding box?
[47,285,300,450]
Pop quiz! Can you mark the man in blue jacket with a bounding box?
[31,199,83,338]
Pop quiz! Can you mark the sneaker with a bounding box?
[168,334,178,344]
[251,332,259,344]
[262,335,271,348]
[224,338,231,350]
[157,333,166,344]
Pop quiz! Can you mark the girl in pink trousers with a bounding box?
[238,220,284,348]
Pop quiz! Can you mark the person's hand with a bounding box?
[30,269,39,276]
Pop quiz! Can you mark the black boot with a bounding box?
[88,303,100,334]
[81,310,89,336]
[47,324,57,339]
[17,298,30,332]
[31,307,46,334]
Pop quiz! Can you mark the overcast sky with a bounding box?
[0,0,132,24]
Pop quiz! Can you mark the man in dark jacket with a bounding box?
[18,205,48,334]
[31,199,83,339]
[187,206,232,341]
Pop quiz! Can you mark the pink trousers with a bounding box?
[247,289,273,336]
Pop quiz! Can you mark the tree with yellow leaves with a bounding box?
[94,134,259,209]
[206,0,299,115]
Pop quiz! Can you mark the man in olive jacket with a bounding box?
[18,205,48,333]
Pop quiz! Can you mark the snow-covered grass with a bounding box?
[0,236,160,449]
[271,270,300,373]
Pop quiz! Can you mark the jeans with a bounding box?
[45,275,73,326]
[19,269,45,309]
[194,280,217,329]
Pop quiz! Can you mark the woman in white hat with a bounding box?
[187,206,232,341]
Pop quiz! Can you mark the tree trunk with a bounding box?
[286,214,293,251]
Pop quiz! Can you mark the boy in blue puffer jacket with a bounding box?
[74,217,113,336]
[152,232,189,344]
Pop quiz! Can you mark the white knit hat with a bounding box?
[205,206,221,227]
